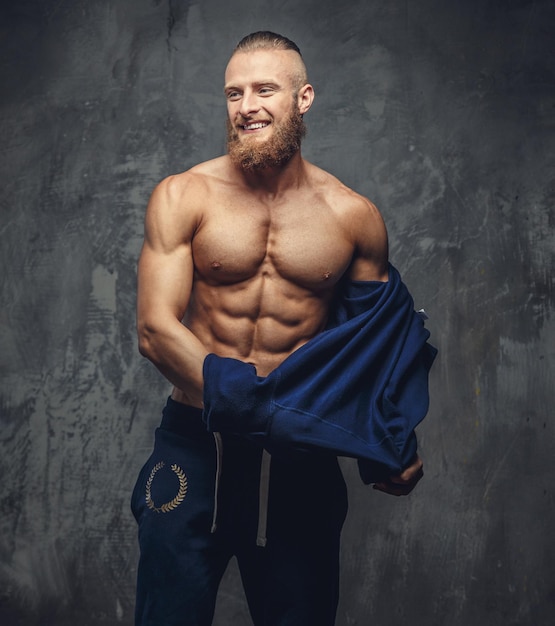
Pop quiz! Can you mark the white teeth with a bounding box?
[244,122,267,130]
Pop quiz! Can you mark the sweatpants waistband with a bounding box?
[160,396,207,438]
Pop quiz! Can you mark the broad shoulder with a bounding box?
[143,160,222,248]
[305,162,384,227]
[304,162,389,280]
[146,157,230,224]
[154,156,228,201]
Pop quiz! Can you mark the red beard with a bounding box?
[226,106,307,171]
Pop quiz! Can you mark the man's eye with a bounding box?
[227,92,241,100]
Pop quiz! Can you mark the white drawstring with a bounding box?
[210,433,271,547]
[256,449,272,547]
[211,432,223,533]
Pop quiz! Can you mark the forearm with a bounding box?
[138,317,208,407]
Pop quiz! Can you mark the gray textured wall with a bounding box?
[1,0,553,624]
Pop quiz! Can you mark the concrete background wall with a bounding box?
[1,0,553,624]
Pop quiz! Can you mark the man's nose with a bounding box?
[239,91,260,117]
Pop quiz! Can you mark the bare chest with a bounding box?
[192,199,353,289]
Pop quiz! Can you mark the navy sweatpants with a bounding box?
[131,397,348,626]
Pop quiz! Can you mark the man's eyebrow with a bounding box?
[224,80,281,92]
[253,80,280,88]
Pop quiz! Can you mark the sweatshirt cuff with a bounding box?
[202,354,276,435]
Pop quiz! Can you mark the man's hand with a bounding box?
[372,454,424,496]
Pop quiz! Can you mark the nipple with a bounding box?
[322,271,331,280]
[211,261,222,270]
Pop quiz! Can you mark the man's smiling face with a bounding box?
[224,49,311,171]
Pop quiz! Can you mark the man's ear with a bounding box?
[297,84,314,115]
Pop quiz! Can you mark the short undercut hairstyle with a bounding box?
[234,31,302,55]
[232,31,308,91]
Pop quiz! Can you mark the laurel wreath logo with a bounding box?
[145,461,188,513]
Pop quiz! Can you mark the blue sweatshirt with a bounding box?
[202,264,437,483]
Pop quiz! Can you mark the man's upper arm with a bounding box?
[347,196,389,282]
[137,174,200,330]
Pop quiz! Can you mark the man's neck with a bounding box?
[232,151,307,198]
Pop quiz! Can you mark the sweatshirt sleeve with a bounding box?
[202,355,278,436]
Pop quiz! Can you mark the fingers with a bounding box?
[391,454,423,485]
[372,480,419,496]
[372,455,424,497]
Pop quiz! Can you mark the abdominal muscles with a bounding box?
[186,273,333,376]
